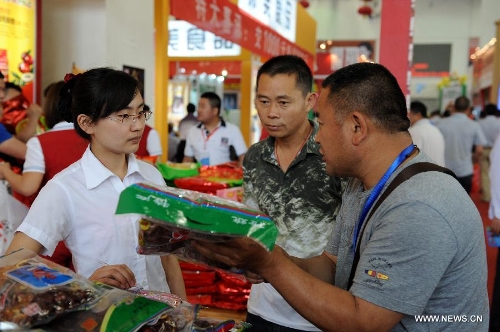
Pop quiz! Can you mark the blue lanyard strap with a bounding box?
[352,144,416,253]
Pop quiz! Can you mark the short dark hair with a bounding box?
[454,96,470,112]
[321,62,410,133]
[187,103,195,113]
[483,103,498,116]
[59,67,141,140]
[200,92,221,115]
[410,101,428,118]
[430,109,441,117]
[143,104,150,111]
[256,55,312,97]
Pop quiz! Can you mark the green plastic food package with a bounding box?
[116,182,278,251]
[156,161,200,180]
[115,183,278,275]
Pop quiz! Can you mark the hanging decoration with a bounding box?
[358,0,373,18]
[299,0,310,8]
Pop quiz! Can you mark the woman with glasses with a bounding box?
[5,68,186,299]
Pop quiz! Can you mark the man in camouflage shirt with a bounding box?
[243,55,342,332]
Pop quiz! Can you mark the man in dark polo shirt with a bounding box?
[242,55,343,331]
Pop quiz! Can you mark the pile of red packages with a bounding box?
[181,261,251,311]
[173,162,243,195]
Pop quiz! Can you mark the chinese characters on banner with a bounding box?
[170,0,313,66]
[238,0,297,43]
[0,1,36,103]
[168,20,241,57]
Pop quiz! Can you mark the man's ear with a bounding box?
[351,111,368,146]
[306,92,319,112]
[77,114,94,135]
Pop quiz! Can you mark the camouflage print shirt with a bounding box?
[243,120,342,258]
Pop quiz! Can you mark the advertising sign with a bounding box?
[168,20,241,57]
[238,0,297,43]
[170,0,313,66]
[0,0,36,102]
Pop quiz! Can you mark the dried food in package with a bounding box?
[0,248,104,329]
[115,183,278,277]
[41,284,196,332]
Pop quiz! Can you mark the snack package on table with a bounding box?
[42,287,196,332]
[115,182,278,279]
[0,249,198,331]
[0,248,104,329]
[156,162,200,181]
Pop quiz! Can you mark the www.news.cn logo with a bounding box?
[414,315,483,323]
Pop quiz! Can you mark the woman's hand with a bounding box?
[245,270,265,284]
[88,264,136,290]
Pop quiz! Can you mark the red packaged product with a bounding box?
[185,285,217,296]
[173,176,228,194]
[179,261,213,272]
[215,281,251,296]
[198,162,243,180]
[187,294,213,306]
[0,94,46,135]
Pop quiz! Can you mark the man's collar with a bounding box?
[197,117,226,129]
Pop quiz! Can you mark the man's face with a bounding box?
[255,73,314,139]
[315,89,352,177]
[197,98,218,124]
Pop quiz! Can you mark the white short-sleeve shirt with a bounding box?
[17,147,170,292]
[183,119,247,166]
[23,122,79,174]
[146,127,163,157]
[409,118,445,167]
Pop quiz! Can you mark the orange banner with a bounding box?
[170,0,313,66]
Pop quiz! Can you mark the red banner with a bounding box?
[170,0,313,66]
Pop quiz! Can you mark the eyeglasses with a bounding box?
[106,110,152,124]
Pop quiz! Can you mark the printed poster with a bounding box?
[0,0,36,103]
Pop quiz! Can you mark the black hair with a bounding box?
[0,72,4,79]
[430,109,441,117]
[44,81,65,129]
[5,82,22,93]
[187,103,196,113]
[200,92,221,115]
[143,104,150,111]
[58,67,140,140]
[321,62,410,133]
[256,55,312,97]
[483,103,498,116]
[410,101,428,118]
[454,96,470,112]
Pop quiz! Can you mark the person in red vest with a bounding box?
[135,104,162,164]
[0,80,87,270]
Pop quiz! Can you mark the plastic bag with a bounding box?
[0,180,29,255]
[42,284,195,332]
[115,183,278,277]
[156,161,200,180]
[0,94,47,135]
[0,249,104,328]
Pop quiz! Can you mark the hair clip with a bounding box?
[64,73,75,83]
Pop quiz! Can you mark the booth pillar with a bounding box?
[490,20,500,104]
[154,0,170,163]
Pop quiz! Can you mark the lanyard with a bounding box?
[201,126,220,149]
[352,143,416,253]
